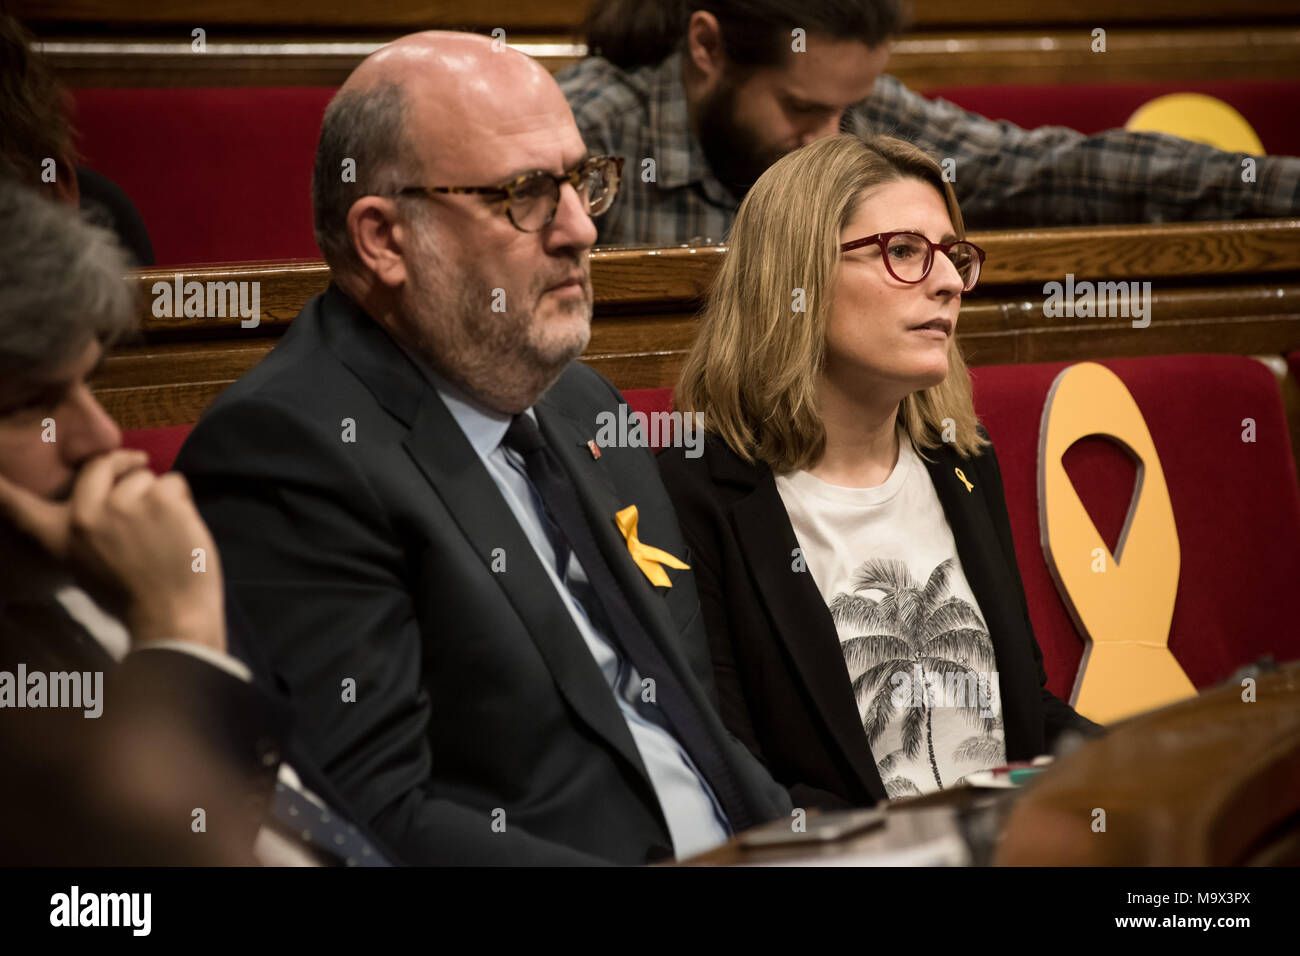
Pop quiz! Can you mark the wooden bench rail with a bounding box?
[592,219,1300,306]
[95,219,1300,430]
[128,219,1300,336]
[18,0,1297,30]
[40,26,1300,89]
[96,282,1300,429]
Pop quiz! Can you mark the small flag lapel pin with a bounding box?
[586,439,602,460]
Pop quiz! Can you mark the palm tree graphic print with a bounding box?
[829,556,1004,796]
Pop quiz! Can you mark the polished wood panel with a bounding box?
[903,0,1300,26]
[40,27,1300,88]
[100,220,1300,429]
[15,0,594,30]
[586,219,1300,308]
[19,0,1298,31]
[101,277,1300,424]
[578,284,1300,387]
[128,220,1300,336]
[958,283,1300,365]
[977,219,1300,284]
[95,340,273,428]
[134,259,327,336]
[38,36,579,87]
[891,26,1300,89]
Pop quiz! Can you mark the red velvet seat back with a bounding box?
[124,356,1300,695]
[925,79,1300,156]
[71,87,335,265]
[121,423,194,477]
[72,80,1300,266]
[971,355,1300,692]
[621,356,1300,695]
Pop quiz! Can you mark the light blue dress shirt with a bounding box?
[425,371,730,860]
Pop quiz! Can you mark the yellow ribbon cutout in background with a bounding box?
[1038,362,1195,723]
[615,505,690,588]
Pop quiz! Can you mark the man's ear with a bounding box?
[685,11,727,88]
[347,196,410,289]
[51,154,80,207]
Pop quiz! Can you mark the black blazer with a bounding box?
[0,600,287,863]
[657,430,1104,811]
[175,284,792,865]
[0,531,396,865]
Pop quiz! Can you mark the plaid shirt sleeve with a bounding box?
[558,58,622,155]
[557,57,646,246]
[847,75,1300,228]
[558,54,740,247]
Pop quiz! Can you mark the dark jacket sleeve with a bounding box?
[975,430,1107,746]
[177,396,613,865]
[592,376,720,702]
[0,643,287,864]
[111,647,289,848]
[656,447,847,811]
[657,451,761,753]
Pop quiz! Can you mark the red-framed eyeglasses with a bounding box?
[840,231,987,292]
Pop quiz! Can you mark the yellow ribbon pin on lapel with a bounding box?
[615,505,690,588]
[955,467,974,492]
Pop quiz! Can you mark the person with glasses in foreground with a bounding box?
[175,31,793,865]
[658,134,1104,813]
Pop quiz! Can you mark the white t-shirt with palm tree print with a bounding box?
[774,430,1007,798]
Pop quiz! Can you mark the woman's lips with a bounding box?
[911,317,953,336]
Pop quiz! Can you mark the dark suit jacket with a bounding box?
[657,430,1104,811]
[174,284,792,865]
[0,612,283,863]
[0,531,394,865]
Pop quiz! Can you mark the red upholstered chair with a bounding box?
[124,395,678,474]
[628,353,1300,699]
[70,87,336,265]
[924,80,1300,157]
[971,355,1300,693]
[122,423,194,476]
[122,357,1300,695]
[71,79,1299,266]
[623,388,676,447]
[125,393,679,472]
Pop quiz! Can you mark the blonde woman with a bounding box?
[658,134,1102,810]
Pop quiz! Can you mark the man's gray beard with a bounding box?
[401,249,591,413]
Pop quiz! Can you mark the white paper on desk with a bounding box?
[741,807,972,867]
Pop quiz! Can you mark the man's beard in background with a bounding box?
[695,73,790,199]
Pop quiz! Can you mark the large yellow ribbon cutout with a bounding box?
[615,505,690,587]
[1038,362,1195,724]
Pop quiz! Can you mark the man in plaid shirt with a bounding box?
[558,0,1299,247]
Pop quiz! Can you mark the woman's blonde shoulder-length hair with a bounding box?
[675,133,988,474]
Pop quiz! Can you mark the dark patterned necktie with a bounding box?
[1,595,391,867]
[502,413,753,834]
[269,782,390,867]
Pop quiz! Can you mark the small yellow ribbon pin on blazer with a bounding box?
[955,467,974,492]
[615,505,690,587]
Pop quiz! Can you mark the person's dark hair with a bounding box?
[311,83,420,277]
[0,178,135,403]
[0,12,77,185]
[583,0,906,71]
